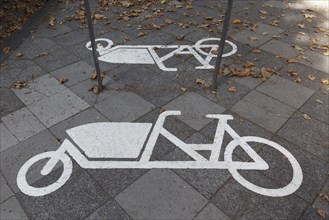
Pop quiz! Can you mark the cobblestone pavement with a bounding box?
[1,0,329,219]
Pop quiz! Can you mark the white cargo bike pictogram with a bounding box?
[17,111,303,197]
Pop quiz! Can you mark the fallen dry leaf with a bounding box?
[227,86,237,92]
[244,61,255,68]
[232,19,241,24]
[288,69,298,76]
[292,45,304,51]
[259,10,268,14]
[138,32,148,37]
[307,75,316,81]
[3,47,10,54]
[196,78,205,85]
[181,87,187,92]
[186,5,193,10]
[59,77,68,84]
[297,23,306,29]
[317,209,326,218]
[271,19,279,26]
[252,49,261,53]
[303,14,316,19]
[276,54,283,58]
[303,114,311,120]
[319,193,329,201]
[294,77,302,83]
[13,81,27,89]
[176,34,185,40]
[39,51,49,56]
[261,67,273,81]
[316,99,324,104]
[90,72,97,80]
[321,79,329,85]
[15,52,23,57]
[49,15,56,27]
[287,58,298,63]
[249,36,258,41]
[165,18,174,24]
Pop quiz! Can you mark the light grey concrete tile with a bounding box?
[0,88,25,118]
[28,89,90,127]
[231,30,272,47]
[163,92,226,131]
[0,173,14,204]
[116,169,207,220]
[231,90,296,133]
[12,74,66,105]
[85,199,131,220]
[260,39,300,58]
[0,123,19,153]
[300,50,329,74]
[194,203,231,220]
[256,75,315,109]
[264,1,288,9]
[70,76,124,105]
[1,107,46,142]
[50,61,95,87]
[0,130,60,193]
[94,92,155,122]
[253,23,285,36]
[0,197,28,220]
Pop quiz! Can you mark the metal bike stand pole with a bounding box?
[212,0,234,91]
[84,0,103,91]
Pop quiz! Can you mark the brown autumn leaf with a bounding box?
[249,36,258,41]
[307,75,316,81]
[195,78,205,85]
[276,54,283,58]
[252,49,261,53]
[90,72,98,80]
[227,86,237,92]
[317,209,326,218]
[243,61,255,68]
[294,77,302,83]
[316,99,324,104]
[13,81,27,89]
[181,87,187,92]
[297,23,306,29]
[259,10,268,14]
[321,79,329,85]
[232,19,241,24]
[287,58,298,63]
[204,16,213,20]
[303,114,311,120]
[303,14,316,19]
[179,23,189,29]
[88,86,100,94]
[49,15,56,27]
[165,18,174,24]
[94,14,105,20]
[310,38,319,45]
[176,34,185,40]
[39,51,49,56]
[319,193,329,201]
[261,67,273,81]
[122,1,133,8]
[15,52,23,57]
[271,20,279,26]
[138,31,147,37]
[288,69,298,76]
[186,5,193,10]
[324,50,329,56]
[3,47,10,54]
[292,45,304,51]
[59,77,68,84]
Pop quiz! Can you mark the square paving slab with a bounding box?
[0,197,28,220]
[163,92,226,131]
[115,169,207,220]
[0,122,19,153]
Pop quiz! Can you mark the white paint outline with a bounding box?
[17,111,303,197]
[86,38,238,71]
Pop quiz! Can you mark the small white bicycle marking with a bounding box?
[17,111,303,197]
[85,38,238,71]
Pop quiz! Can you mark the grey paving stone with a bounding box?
[116,169,208,220]
[260,39,300,58]
[17,169,110,220]
[194,203,231,220]
[12,37,62,59]
[163,92,226,131]
[52,29,89,47]
[258,136,328,203]
[33,24,72,38]
[0,197,28,220]
[89,169,148,197]
[50,61,95,87]
[1,107,46,142]
[301,205,328,220]
[230,76,263,90]
[240,195,308,220]
[278,63,329,91]
[0,173,14,204]
[0,59,47,88]
[212,172,279,218]
[312,181,329,216]
[0,130,60,193]
[28,89,90,127]
[231,30,272,47]
[85,199,131,220]
[264,1,288,9]
[300,50,329,74]
[277,112,329,161]
[69,76,124,105]
[94,92,155,122]
[0,88,25,118]
[300,89,329,124]
[34,47,80,72]
[0,123,19,153]
[256,75,315,109]
[253,23,285,36]
[110,64,160,87]
[49,108,108,142]
[12,74,67,105]
[231,90,296,133]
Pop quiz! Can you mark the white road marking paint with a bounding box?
[17,111,303,197]
[85,38,238,71]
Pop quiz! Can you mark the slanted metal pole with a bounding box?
[84,0,103,91]
[212,0,234,91]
